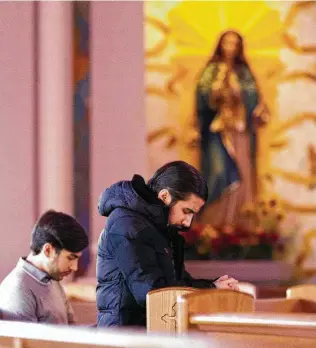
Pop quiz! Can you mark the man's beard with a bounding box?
[168,224,190,233]
[47,263,62,281]
[47,257,64,281]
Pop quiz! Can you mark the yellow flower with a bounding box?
[201,225,219,239]
[241,202,256,216]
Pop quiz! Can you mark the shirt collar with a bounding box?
[17,257,52,284]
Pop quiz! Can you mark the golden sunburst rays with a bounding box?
[145,2,316,273]
[270,170,316,193]
[164,1,285,174]
[145,2,316,205]
[295,229,316,273]
[145,1,285,102]
[145,1,180,101]
[145,63,187,98]
[271,112,316,138]
[145,0,286,175]
[260,111,316,211]
[281,71,316,83]
[283,1,316,54]
[145,1,286,106]
[145,17,170,59]
[166,1,285,111]
[167,1,284,60]
[145,0,178,59]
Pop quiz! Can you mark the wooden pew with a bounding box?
[187,313,316,347]
[64,280,97,325]
[146,287,198,333]
[146,283,255,333]
[239,282,257,298]
[177,289,254,333]
[257,285,287,299]
[0,320,209,348]
[64,282,96,303]
[287,285,316,302]
[70,300,97,325]
[71,285,258,328]
[69,284,316,328]
[255,298,316,313]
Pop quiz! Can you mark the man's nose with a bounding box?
[183,215,193,227]
[70,260,78,272]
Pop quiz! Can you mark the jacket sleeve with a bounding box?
[109,226,172,307]
[182,268,217,288]
[173,233,217,289]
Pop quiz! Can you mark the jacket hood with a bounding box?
[98,175,169,230]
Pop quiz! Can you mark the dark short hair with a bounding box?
[30,210,89,255]
[147,161,208,203]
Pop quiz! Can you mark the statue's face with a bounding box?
[221,32,240,60]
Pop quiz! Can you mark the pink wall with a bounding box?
[90,1,146,274]
[0,2,36,281]
[0,1,145,279]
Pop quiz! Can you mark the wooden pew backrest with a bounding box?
[238,282,257,298]
[287,285,316,302]
[189,312,316,348]
[0,320,209,348]
[255,298,316,313]
[64,282,96,303]
[146,287,198,333]
[70,300,97,325]
[177,289,254,333]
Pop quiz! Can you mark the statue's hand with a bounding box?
[253,102,270,126]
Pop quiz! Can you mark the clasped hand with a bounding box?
[214,274,239,291]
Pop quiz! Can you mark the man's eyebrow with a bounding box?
[184,208,197,214]
[70,253,80,259]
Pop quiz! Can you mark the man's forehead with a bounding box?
[62,250,82,257]
[182,194,205,211]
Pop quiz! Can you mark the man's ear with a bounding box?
[158,189,172,205]
[42,243,55,258]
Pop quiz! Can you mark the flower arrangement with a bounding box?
[183,195,298,260]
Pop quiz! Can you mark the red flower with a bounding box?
[229,235,241,245]
[211,238,222,254]
[270,232,279,243]
[258,231,280,245]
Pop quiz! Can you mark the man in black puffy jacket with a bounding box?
[96,161,239,327]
